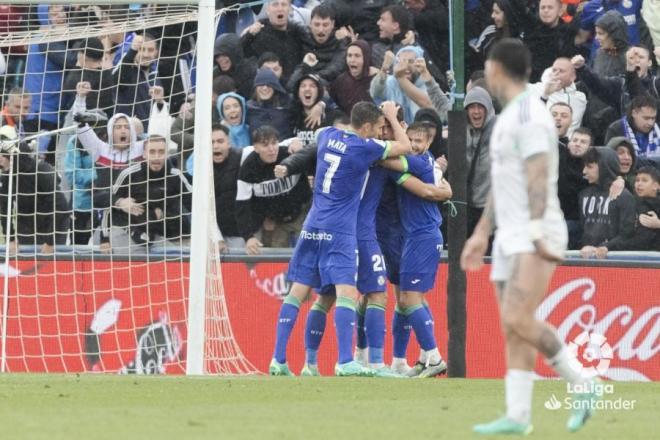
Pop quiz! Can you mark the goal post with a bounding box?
[0,0,259,375]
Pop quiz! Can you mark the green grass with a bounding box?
[0,375,656,440]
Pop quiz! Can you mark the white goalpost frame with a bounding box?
[0,0,216,375]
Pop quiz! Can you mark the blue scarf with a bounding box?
[622,117,660,157]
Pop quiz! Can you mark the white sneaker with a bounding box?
[391,361,412,375]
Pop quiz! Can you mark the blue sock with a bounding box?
[334,297,356,365]
[273,295,301,364]
[356,307,367,350]
[392,306,411,358]
[406,305,436,351]
[304,303,328,365]
[365,304,386,364]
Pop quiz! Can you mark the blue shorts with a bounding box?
[357,239,387,295]
[287,227,357,294]
[399,232,442,293]
[377,232,404,285]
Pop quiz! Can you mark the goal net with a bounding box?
[0,1,258,375]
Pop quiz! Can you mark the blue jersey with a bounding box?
[305,128,390,235]
[376,175,403,238]
[357,166,390,240]
[396,151,443,236]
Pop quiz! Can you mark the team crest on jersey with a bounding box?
[377,276,386,286]
[622,0,632,8]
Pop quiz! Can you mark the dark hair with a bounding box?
[143,134,168,150]
[258,52,281,67]
[469,70,485,82]
[331,111,351,127]
[636,166,660,183]
[141,32,159,46]
[213,75,237,96]
[381,5,411,35]
[582,147,599,165]
[630,94,658,111]
[311,4,336,21]
[212,123,230,136]
[350,101,383,128]
[406,122,431,138]
[488,38,531,82]
[572,127,593,143]
[252,125,280,145]
[550,101,573,114]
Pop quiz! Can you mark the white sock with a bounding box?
[425,348,441,365]
[505,369,535,424]
[392,357,408,368]
[547,346,587,385]
[417,350,427,363]
[370,362,385,369]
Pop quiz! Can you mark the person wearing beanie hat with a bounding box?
[247,68,292,140]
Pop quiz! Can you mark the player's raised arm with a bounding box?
[380,101,411,157]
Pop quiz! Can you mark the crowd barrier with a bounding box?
[0,253,658,380]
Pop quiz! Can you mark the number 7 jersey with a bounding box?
[304,127,391,236]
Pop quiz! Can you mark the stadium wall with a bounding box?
[0,257,658,380]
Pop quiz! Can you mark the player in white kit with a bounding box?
[461,39,598,435]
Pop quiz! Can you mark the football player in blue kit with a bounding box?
[269,101,412,376]
[381,122,450,378]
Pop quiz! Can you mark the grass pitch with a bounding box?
[0,375,656,440]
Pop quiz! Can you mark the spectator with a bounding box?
[213,33,257,99]
[218,92,252,150]
[287,4,346,90]
[559,127,592,249]
[550,101,572,145]
[247,68,293,140]
[329,40,378,115]
[291,74,329,148]
[64,135,96,245]
[579,0,644,48]
[604,94,660,158]
[579,147,636,256]
[404,0,449,72]
[572,47,659,119]
[0,88,31,137]
[0,126,69,254]
[594,166,660,255]
[608,136,638,187]
[523,0,578,82]
[591,11,629,77]
[257,52,285,81]
[464,86,495,237]
[103,135,192,254]
[23,5,78,155]
[327,0,394,43]
[370,46,432,124]
[60,38,116,123]
[530,58,586,136]
[112,32,160,127]
[371,4,413,69]
[236,125,312,254]
[240,0,306,84]
[467,0,525,77]
[210,124,251,251]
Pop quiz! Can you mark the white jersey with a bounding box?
[489,89,567,257]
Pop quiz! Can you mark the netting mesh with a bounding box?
[0,2,258,375]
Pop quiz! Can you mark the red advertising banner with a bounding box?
[0,260,658,380]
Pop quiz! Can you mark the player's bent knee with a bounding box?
[317,295,336,309]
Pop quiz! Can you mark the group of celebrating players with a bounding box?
[268,99,452,378]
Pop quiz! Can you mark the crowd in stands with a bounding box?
[0,0,658,256]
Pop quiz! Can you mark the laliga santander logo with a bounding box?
[567,331,614,378]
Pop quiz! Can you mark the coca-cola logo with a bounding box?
[536,278,660,381]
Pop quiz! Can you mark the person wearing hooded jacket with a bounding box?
[579,147,636,255]
[329,40,379,115]
[290,74,330,148]
[591,11,630,78]
[213,33,257,99]
[247,68,293,140]
[370,45,431,124]
[463,87,495,237]
[607,136,638,192]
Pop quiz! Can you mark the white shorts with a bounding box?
[490,222,567,282]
